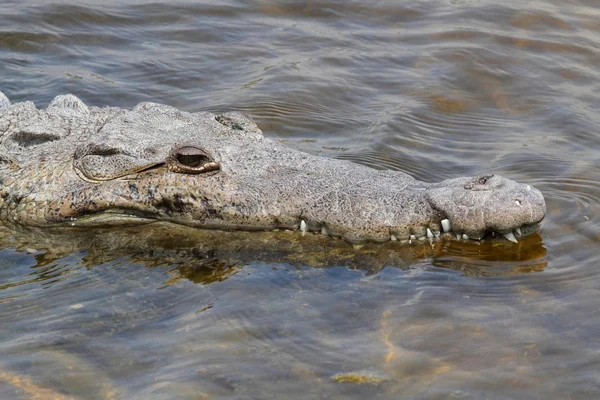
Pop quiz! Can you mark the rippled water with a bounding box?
[1,0,599,398]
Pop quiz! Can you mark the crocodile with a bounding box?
[0,91,545,244]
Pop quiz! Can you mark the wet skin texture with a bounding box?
[0,91,545,244]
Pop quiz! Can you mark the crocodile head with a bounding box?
[0,92,546,244]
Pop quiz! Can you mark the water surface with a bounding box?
[1,1,599,399]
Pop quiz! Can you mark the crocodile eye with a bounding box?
[167,146,220,175]
[177,152,209,168]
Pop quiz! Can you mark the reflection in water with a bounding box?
[432,234,548,276]
[0,223,548,287]
[0,0,599,398]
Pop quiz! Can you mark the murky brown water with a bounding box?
[1,0,599,398]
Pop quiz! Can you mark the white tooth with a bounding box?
[390,235,398,241]
[515,227,522,236]
[410,234,417,241]
[527,185,531,190]
[462,234,469,240]
[515,200,521,206]
[418,236,426,241]
[300,220,307,233]
[321,226,329,236]
[441,219,451,232]
[426,228,434,238]
[503,232,518,243]
[456,233,461,240]
[491,231,496,238]
[353,244,364,250]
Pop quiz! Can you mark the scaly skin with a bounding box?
[0,91,546,244]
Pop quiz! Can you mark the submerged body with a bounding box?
[0,91,545,243]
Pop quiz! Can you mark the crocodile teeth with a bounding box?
[515,227,522,236]
[300,220,307,233]
[321,226,329,236]
[410,234,417,241]
[503,232,518,243]
[462,234,469,240]
[491,231,496,238]
[456,233,461,240]
[390,235,398,241]
[426,228,434,238]
[441,219,451,232]
[0,91,9,108]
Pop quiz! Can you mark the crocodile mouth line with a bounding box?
[53,208,160,227]
[52,209,541,244]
